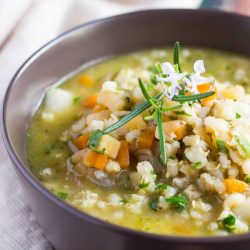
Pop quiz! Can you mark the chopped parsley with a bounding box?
[169,155,176,160]
[73,96,81,105]
[149,197,159,211]
[155,183,168,191]
[88,130,103,149]
[120,199,128,205]
[216,140,228,153]
[191,161,202,169]
[234,135,250,158]
[218,214,236,232]
[165,194,188,213]
[244,177,250,184]
[138,182,150,189]
[57,192,68,200]
[235,112,241,119]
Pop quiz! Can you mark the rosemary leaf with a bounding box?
[172,91,215,102]
[162,104,182,112]
[156,104,166,164]
[103,93,162,134]
[138,78,157,108]
[173,41,182,73]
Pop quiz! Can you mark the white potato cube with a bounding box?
[98,134,121,158]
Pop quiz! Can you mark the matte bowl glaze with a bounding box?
[2,9,250,250]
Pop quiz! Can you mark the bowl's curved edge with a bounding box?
[1,8,250,245]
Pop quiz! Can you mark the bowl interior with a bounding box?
[3,7,250,206]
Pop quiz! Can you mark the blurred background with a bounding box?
[0,0,249,249]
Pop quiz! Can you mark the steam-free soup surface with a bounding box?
[27,47,250,236]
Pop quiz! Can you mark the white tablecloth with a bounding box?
[0,1,202,249]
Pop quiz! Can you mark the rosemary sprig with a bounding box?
[173,41,182,73]
[88,42,215,165]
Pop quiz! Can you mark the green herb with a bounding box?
[144,109,157,121]
[216,140,228,153]
[172,91,215,103]
[73,96,81,105]
[169,155,176,160]
[138,78,157,108]
[156,104,167,164]
[218,214,236,232]
[150,75,158,85]
[162,104,182,112]
[244,177,250,183]
[234,135,250,158]
[191,161,202,169]
[149,197,159,211]
[173,41,182,73]
[165,194,188,213]
[89,147,106,154]
[120,199,128,205]
[103,93,163,134]
[88,130,103,149]
[57,192,68,200]
[156,183,168,191]
[138,182,150,189]
[236,112,241,119]
[148,64,162,75]
[174,110,191,116]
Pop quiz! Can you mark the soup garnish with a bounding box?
[27,43,250,236]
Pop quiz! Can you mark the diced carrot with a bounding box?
[197,83,216,106]
[185,91,192,96]
[136,127,155,149]
[163,120,188,141]
[162,115,170,122]
[79,75,94,87]
[224,179,248,194]
[197,83,211,93]
[116,140,130,169]
[83,149,108,170]
[82,93,98,108]
[73,134,89,150]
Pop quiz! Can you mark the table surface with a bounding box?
[0,0,249,249]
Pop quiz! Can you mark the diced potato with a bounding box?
[86,110,110,125]
[222,85,245,100]
[98,134,121,158]
[45,87,73,113]
[115,115,147,136]
[156,120,188,141]
[204,116,229,141]
[124,115,147,131]
[97,90,125,111]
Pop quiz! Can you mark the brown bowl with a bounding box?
[1,9,250,250]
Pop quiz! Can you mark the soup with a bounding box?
[26,44,250,236]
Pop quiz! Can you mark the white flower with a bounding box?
[187,60,214,94]
[157,62,185,99]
